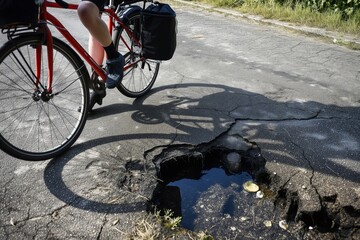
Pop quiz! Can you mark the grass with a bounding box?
[121,209,214,239]
[193,0,360,36]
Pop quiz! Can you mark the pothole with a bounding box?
[147,134,292,239]
[144,132,360,239]
[151,151,266,231]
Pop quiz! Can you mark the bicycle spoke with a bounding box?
[13,46,44,90]
[53,67,85,95]
[0,103,33,125]
[1,60,35,93]
[113,12,159,98]
[0,35,88,160]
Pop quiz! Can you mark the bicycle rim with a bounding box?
[114,13,160,98]
[0,35,89,160]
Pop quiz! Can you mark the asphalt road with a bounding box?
[0,1,359,239]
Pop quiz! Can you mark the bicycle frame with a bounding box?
[0,0,161,160]
[38,0,142,93]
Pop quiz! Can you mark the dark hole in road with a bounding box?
[146,136,360,239]
[149,146,269,231]
[156,168,253,230]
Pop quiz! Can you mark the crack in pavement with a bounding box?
[5,203,70,227]
[278,170,302,190]
[233,113,321,122]
[96,213,107,240]
[283,127,322,203]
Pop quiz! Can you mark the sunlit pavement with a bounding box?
[0,1,359,239]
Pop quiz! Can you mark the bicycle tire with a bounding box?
[0,34,89,161]
[113,11,160,98]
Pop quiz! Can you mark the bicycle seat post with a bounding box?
[108,0,115,9]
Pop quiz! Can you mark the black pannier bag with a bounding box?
[141,2,177,60]
[0,0,38,28]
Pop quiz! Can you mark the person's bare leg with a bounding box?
[89,34,104,65]
[78,1,112,48]
[78,1,124,89]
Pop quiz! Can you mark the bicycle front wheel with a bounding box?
[113,12,160,98]
[0,34,89,161]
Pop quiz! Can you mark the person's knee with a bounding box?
[77,2,97,24]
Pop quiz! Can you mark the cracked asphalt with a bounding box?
[0,1,359,239]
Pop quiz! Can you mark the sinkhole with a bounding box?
[149,136,270,233]
[145,133,359,239]
[156,168,255,230]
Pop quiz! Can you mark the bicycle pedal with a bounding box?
[94,88,106,98]
[88,91,104,112]
[96,98,103,105]
[90,68,106,89]
[91,91,105,104]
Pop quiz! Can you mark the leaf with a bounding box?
[243,181,259,192]
[112,219,119,225]
[279,220,288,230]
[10,218,15,226]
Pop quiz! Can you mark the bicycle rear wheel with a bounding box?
[0,34,89,161]
[113,11,160,98]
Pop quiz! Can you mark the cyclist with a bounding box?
[77,0,124,89]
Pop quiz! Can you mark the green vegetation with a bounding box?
[122,210,214,239]
[162,209,182,230]
[193,0,360,36]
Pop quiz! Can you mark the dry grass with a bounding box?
[117,209,215,239]
[195,0,360,36]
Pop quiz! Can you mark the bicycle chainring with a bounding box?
[90,70,106,98]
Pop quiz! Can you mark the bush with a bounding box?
[276,0,360,18]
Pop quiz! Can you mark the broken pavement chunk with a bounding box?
[224,152,242,173]
[279,220,288,230]
[256,191,264,198]
[264,220,272,228]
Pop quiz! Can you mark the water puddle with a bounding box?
[167,167,253,230]
[147,134,357,239]
[149,136,274,237]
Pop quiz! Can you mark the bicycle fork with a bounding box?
[33,26,54,102]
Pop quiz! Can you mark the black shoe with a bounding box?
[105,54,125,89]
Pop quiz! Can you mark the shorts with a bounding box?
[81,0,120,12]
[81,0,107,11]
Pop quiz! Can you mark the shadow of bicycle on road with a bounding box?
[44,82,360,214]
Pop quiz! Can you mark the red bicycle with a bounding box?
[0,0,160,160]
